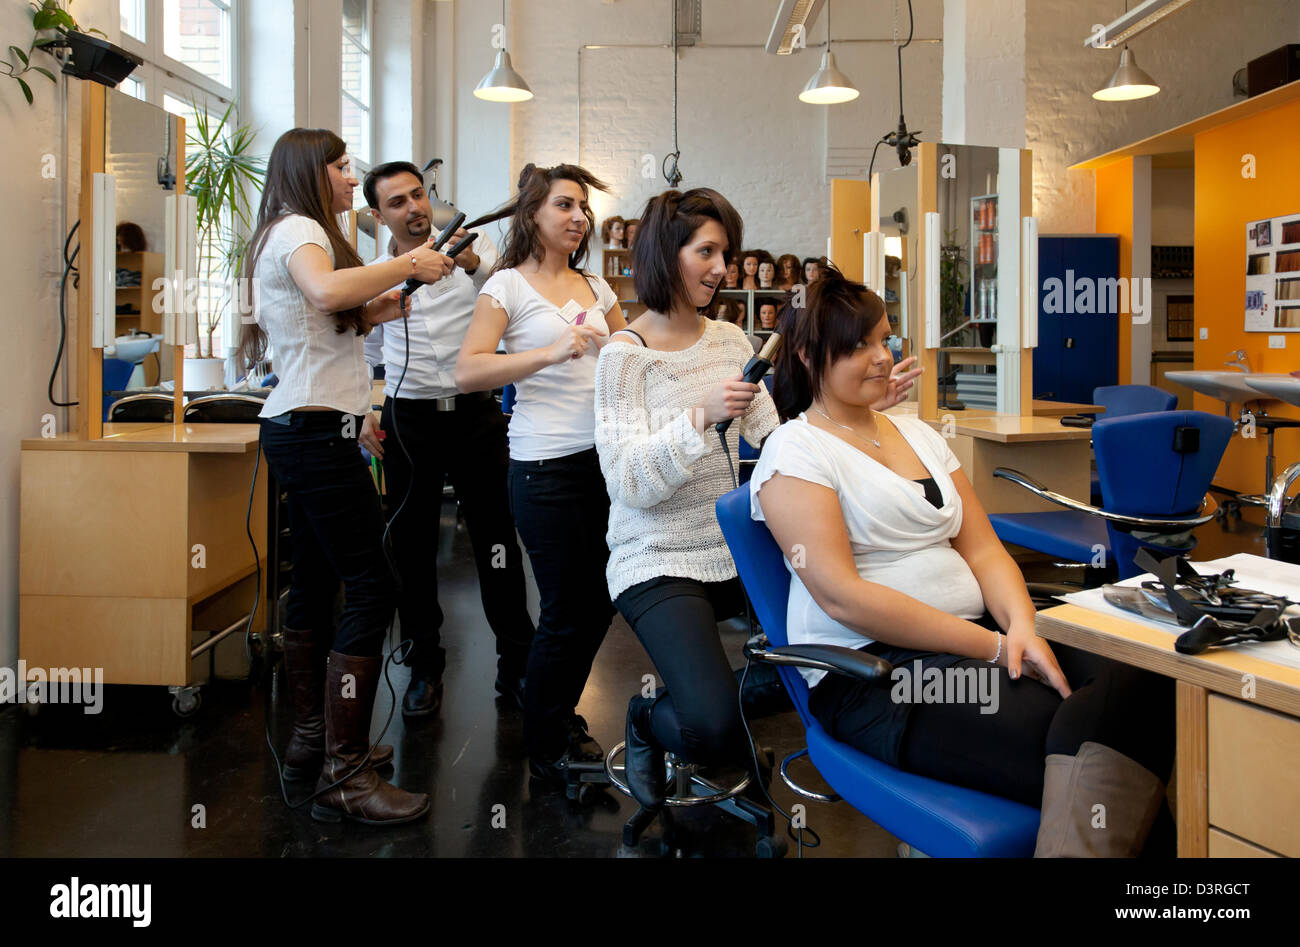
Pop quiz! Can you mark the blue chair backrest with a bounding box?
[716,485,815,726]
[101,358,137,421]
[1094,410,1233,578]
[1092,384,1176,418]
[501,383,516,416]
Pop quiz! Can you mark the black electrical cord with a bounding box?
[719,426,821,857]
[49,221,81,408]
[662,0,683,186]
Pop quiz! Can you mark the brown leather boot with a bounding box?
[280,629,392,780]
[310,651,430,825]
[1034,741,1166,857]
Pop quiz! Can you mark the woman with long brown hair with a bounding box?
[456,163,627,787]
[239,128,453,825]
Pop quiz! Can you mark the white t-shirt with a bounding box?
[479,267,618,461]
[750,413,986,686]
[254,214,373,418]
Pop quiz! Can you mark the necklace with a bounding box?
[813,406,881,449]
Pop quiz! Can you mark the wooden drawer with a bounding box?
[1207,694,1300,857]
[1207,829,1281,858]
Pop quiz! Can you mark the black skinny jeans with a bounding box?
[381,394,535,679]
[260,411,396,657]
[615,576,750,766]
[809,634,1176,808]
[507,448,616,761]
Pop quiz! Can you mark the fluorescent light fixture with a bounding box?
[766,0,824,55]
[93,173,116,354]
[1093,46,1160,101]
[1022,216,1039,349]
[1084,0,1197,48]
[924,211,940,349]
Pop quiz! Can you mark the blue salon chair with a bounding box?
[102,358,138,421]
[716,487,1042,858]
[1087,386,1178,502]
[990,410,1232,580]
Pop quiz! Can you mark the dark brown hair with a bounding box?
[116,222,146,252]
[495,163,608,273]
[776,253,801,285]
[237,129,364,371]
[772,262,887,420]
[631,188,744,314]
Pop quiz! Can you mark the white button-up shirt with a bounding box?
[363,232,498,401]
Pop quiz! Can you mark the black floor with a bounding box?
[0,500,897,859]
[0,500,1269,859]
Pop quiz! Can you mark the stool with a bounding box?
[1218,415,1300,518]
[604,742,787,858]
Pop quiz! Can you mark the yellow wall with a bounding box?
[1095,158,1134,386]
[1195,100,1300,499]
[829,178,870,283]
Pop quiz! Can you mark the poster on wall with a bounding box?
[1245,211,1300,331]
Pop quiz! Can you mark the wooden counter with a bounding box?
[19,426,268,689]
[886,406,1094,514]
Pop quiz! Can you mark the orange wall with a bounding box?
[1095,158,1134,386]
[1195,99,1300,500]
[829,178,870,283]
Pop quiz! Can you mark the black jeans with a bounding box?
[380,394,535,679]
[260,411,396,657]
[507,448,616,761]
[809,636,1175,809]
[615,576,749,766]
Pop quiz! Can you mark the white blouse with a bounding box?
[595,319,779,600]
[750,413,986,686]
[479,267,618,461]
[255,215,372,418]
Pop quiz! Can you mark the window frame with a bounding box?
[340,0,374,174]
[118,0,238,107]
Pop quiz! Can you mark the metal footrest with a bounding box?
[604,741,750,807]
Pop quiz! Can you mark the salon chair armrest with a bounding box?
[745,634,892,684]
[993,467,1219,534]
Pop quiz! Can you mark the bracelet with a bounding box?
[408,253,417,272]
[988,631,1003,664]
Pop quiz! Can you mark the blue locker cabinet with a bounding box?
[1034,235,1120,406]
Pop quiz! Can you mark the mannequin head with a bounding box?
[741,252,759,278]
[758,299,779,330]
[777,253,800,286]
[758,261,775,289]
[625,218,641,248]
[601,216,626,248]
[724,260,740,288]
[803,256,822,284]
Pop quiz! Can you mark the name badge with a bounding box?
[556,299,585,324]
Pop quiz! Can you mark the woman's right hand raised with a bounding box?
[693,375,759,431]
[545,324,608,363]
[406,241,455,285]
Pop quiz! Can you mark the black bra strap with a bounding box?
[613,328,647,347]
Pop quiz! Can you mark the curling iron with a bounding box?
[717,332,782,437]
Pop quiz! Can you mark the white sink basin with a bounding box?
[1246,375,1300,409]
[110,334,162,363]
[1165,370,1292,408]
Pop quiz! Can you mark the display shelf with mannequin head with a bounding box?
[624,218,641,250]
[724,259,740,289]
[803,256,824,284]
[756,296,781,332]
[758,260,775,290]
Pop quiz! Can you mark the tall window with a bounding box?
[164,0,232,88]
[341,0,372,169]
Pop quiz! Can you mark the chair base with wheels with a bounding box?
[604,742,787,858]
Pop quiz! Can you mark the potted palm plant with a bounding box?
[184,98,265,389]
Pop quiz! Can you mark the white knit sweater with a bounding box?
[595,319,780,600]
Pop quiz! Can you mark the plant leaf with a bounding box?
[18,76,32,104]
[10,46,29,67]
[32,66,55,83]
[32,10,59,31]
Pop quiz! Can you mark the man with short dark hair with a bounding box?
[361,161,534,717]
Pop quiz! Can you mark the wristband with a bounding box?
[408,253,418,273]
[987,631,1003,664]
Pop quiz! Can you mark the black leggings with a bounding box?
[615,576,750,766]
[809,634,1175,808]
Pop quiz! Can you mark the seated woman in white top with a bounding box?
[238,128,454,826]
[456,163,626,787]
[750,265,1175,857]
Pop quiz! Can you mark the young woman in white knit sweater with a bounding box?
[594,189,781,811]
